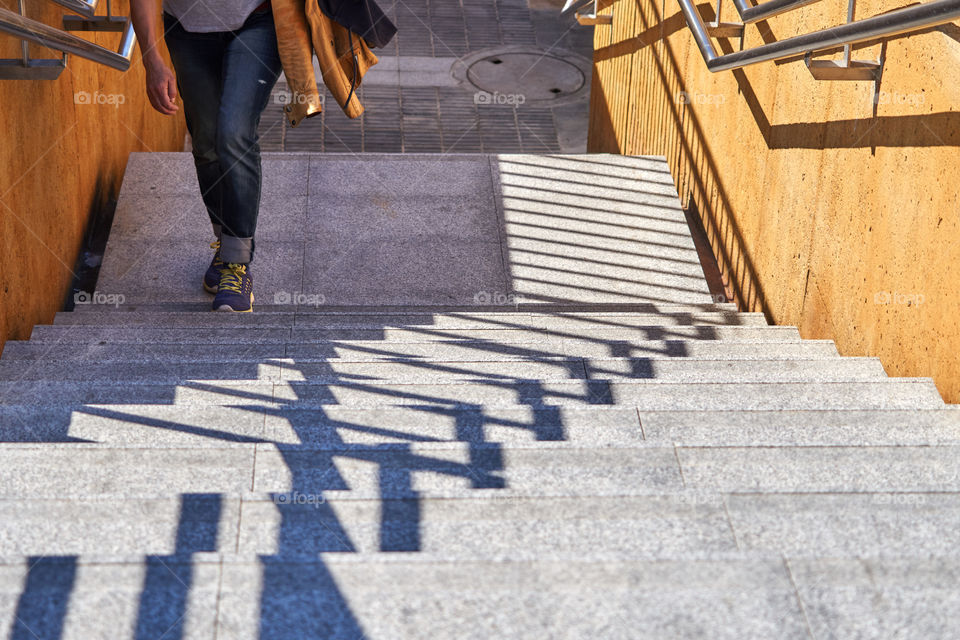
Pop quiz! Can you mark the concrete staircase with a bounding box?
[0,154,958,639]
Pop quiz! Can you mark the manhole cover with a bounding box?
[452,46,591,106]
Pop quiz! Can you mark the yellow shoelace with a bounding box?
[219,263,246,295]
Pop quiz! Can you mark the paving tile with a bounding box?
[308,157,494,196]
[0,404,267,445]
[302,237,507,306]
[215,555,809,639]
[0,495,240,555]
[251,444,683,498]
[0,558,220,640]
[678,446,960,492]
[97,239,304,306]
[119,152,199,197]
[640,409,960,446]
[305,192,499,243]
[789,556,960,639]
[261,405,643,446]
[261,154,310,196]
[727,493,960,556]
[0,448,255,498]
[236,494,736,554]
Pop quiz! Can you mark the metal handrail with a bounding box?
[0,5,135,72]
[677,0,960,71]
[50,0,100,19]
[731,0,824,24]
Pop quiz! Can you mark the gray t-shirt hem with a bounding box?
[162,0,267,32]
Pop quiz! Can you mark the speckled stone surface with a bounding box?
[0,152,955,639]
[98,153,722,307]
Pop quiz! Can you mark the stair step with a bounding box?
[0,358,887,383]
[53,310,768,329]
[2,406,956,448]
[26,325,802,344]
[0,339,840,362]
[677,445,960,493]
[0,379,941,408]
[2,551,954,639]
[0,552,824,640]
[2,443,959,499]
[0,445,682,499]
[4,492,959,558]
[725,492,960,557]
[0,405,645,447]
[638,409,960,446]
[0,493,737,556]
[68,301,742,314]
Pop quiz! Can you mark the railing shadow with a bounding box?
[0,151,738,636]
[0,300,735,637]
[10,557,76,640]
[1,304,719,638]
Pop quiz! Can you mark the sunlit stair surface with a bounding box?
[0,153,958,639]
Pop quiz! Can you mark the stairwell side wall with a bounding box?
[587,0,960,402]
[0,0,186,355]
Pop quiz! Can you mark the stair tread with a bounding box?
[55,310,767,329]
[0,357,886,383]
[1,339,839,362]
[3,492,960,558]
[3,406,957,447]
[2,444,960,499]
[26,324,803,344]
[67,301,741,314]
[0,379,942,409]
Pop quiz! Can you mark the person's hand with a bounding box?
[144,59,179,115]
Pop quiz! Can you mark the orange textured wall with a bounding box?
[0,0,185,352]
[588,0,960,402]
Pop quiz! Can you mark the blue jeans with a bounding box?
[163,8,283,264]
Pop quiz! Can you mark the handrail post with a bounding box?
[674,0,960,72]
[676,0,719,65]
[843,0,855,65]
[0,0,68,79]
[0,5,136,74]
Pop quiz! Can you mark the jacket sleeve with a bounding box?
[306,0,379,120]
[270,0,324,127]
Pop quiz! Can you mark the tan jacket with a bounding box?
[271,0,379,126]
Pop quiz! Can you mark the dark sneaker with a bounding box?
[203,240,223,294]
[212,263,254,312]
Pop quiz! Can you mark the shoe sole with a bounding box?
[203,281,218,294]
[213,293,254,313]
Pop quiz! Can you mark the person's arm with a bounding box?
[130,0,179,115]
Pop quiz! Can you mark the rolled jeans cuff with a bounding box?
[220,234,254,264]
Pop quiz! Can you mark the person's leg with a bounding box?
[161,12,228,239]
[215,8,284,265]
